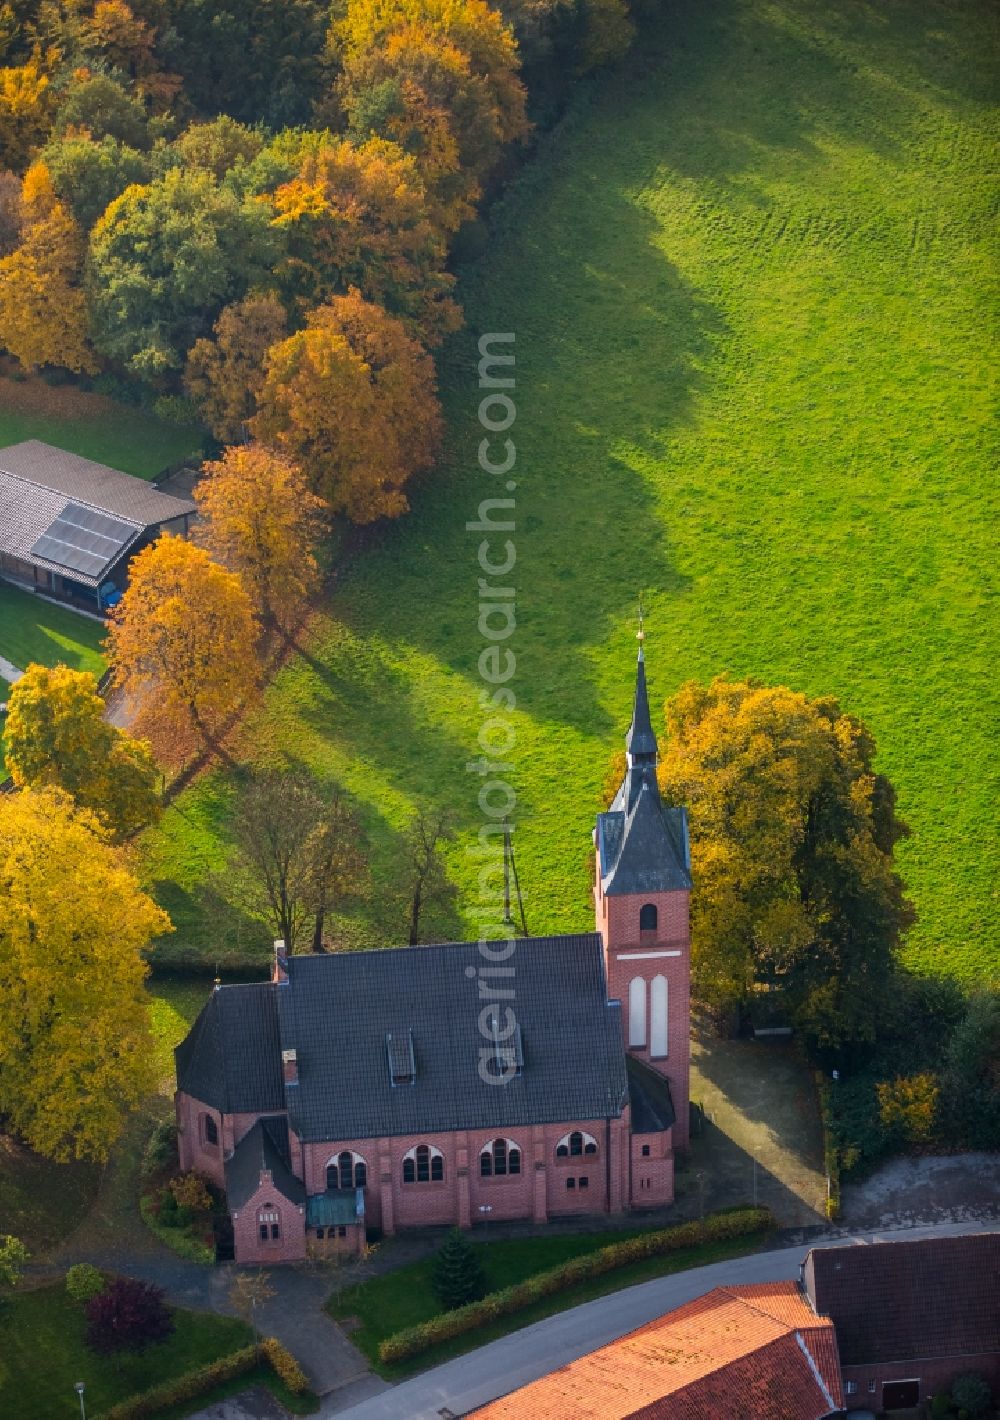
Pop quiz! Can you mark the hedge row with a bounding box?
[815,1073,841,1221]
[96,1338,308,1419]
[377,1206,772,1366]
[139,1192,215,1265]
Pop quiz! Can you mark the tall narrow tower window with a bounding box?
[629,976,646,1047]
[651,974,668,1057]
[639,903,658,932]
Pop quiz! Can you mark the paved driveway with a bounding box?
[325,1222,999,1420]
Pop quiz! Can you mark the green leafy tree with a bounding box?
[167,117,264,180]
[0,1235,28,1289]
[42,132,150,229]
[656,677,913,1052]
[53,73,149,148]
[431,1228,488,1310]
[4,663,160,841]
[951,1373,992,1418]
[66,1263,104,1304]
[87,166,279,374]
[940,987,1000,1149]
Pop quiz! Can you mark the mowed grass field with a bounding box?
[0,581,106,677]
[144,0,998,979]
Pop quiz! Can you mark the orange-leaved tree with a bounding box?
[195,443,327,633]
[252,289,442,523]
[183,293,288,442]
[105,536,259,758]
[0,787,169,1161]
[271,136,459,345]
[338,23,505,235]
[0,161,96,373]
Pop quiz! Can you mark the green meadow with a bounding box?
[144,0,998,980]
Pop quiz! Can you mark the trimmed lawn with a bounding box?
[329,1228,771,1377]
[0,1134,101,1255]
[0,581,106,678]
[0,1284,251,1420]
[0,378,202,480]
[147,975,214,1089]
[142,0,998,981]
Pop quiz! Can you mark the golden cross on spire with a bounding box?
[637,593,645,644]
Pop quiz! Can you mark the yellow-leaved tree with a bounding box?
[655,677,912,1050]
[105,536,259,759]
[195,443,327,633]
[0,787,170,1161]
[252,289,442,523]
[0,60,51,169]
[0,160,96,373]
[4,663,160,840]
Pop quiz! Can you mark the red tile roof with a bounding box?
[470,1281,843,1420]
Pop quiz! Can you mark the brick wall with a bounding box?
[595,871,692,1150]
[841,1356,1000,1412]
[629,1129,674,1207]
[230,1169,306,1266]
[175,1091,225,1187]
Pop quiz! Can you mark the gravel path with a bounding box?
[840,1151,1000,1229]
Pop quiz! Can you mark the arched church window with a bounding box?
[629,976,646,1047]
[402,1143,444,1183]
[480,1138,521,1177]
[651,974,668,1057]
[326,1150,368,1191]
[555,1130,598,1160]
[639,903,658,931]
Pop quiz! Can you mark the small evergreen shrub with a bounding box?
[65,1263,104,1304]
[431,1228,489,1311]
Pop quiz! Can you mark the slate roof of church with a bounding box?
[278,935,629,1142]
[174,983,284,1115]
[224,1116,304,1210]
[597,648,691,896]
[626,1054,676,1133]
[805,1233,1000,1365]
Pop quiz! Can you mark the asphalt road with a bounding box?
[324,1221,999,1420]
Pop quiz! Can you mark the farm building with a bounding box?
[0,439,195,611]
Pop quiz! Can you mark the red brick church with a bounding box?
[174,648,693,1264]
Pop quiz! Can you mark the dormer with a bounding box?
[386,1028,416,1086]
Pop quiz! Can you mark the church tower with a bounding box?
[595,640,692,1148]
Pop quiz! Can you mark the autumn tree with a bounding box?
[0,162,96,373]
[195,443,326,634]
[169,117,264,180]
[81,0,181,111]
[0,60,50,169]
[656,677,913,1052]
[86,1276,174,1358]
[0,169,22,254]
[876,1073,939,1145]
[105,536,259,757]
[401,807,455,943]
[87,167,279,374]
[229,769,367,953]
[183,294,288,442]
[271,137,458,343]
[0,1235,28,1289]
[229,1270,275,1345]
[3,663,160,840]
[0,788,169,1162]
[253,290,443,523]
[333,0,528,163]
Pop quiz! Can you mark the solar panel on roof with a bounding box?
[29,500,139,580]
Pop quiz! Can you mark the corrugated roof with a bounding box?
[306,1190,364,1227]
[174,983,285,1115]
[470,1281,843,1420]
[806,1233,1000,1365]
[276,935,628,1142]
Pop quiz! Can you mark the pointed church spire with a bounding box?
[625,621,658,764]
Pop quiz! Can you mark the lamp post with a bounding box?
[478,1203,493,1240]
[74,1382,86,1420]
